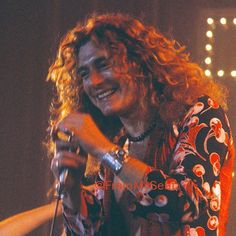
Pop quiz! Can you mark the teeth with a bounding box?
[97,89,115,99]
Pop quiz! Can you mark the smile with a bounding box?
[97,88,117,100]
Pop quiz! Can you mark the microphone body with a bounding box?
[57,147,77,197]
[51,128,82,197]
[58,169,69,196]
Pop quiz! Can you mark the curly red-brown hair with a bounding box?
[46,13,227,153]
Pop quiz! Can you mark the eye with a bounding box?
[78,69,89,80]
[96,58,111,71]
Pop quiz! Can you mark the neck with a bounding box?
[119,105,157,138]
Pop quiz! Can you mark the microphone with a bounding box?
[57,146,78,198]
[51,128,77,197]
[57,169,70,197]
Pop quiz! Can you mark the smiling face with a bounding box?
[77,40,146,118]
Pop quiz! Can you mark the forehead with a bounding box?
[77,40,109,66]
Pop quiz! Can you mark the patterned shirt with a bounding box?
[63,96,234,236]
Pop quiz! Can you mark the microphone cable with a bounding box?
[49,193,61,236]
[49,169,70,236]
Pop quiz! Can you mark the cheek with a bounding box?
[81,84,96,106]
[82,82,90,97]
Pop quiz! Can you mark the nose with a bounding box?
[89,68,104,87]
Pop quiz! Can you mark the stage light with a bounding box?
[205,70,211,77]
[233,172,235,178]
[220,17,227,25]
[202,11,236,80]
[206,30,213,38]
[231,70,236,77]
[217,70,224,77]
[207,18,214,25]
[205,44,212,51]
[205,57,212,65]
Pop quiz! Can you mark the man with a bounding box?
[48,13,234,235]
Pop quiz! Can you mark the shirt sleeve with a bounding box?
[130,96,232,225]
[63,183,104,235]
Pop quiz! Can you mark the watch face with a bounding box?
[116,148,129,163]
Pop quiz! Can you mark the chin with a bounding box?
[99,106,121,117]
[101,109,116,117]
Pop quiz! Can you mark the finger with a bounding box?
[50,126,58,142]
[51,151,87,178]
[51,157,81,179]
[55,140,79,153]
[51,124,73,142]
[56,119,75,135]
[58,151,87,166]
[57,128,74,142]
[53,151,87,170]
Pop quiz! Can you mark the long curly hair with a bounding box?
[46,13,227,155]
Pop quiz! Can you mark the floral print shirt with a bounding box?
[63,96,234,236]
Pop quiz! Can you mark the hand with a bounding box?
[51,140,87,211]
[56,112,115,159]
[51,140,87,189]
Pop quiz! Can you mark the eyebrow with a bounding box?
[94,56,108,66]
[78,56,109,72]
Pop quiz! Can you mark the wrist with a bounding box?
[101,146,130,174]
[92,141,116,159]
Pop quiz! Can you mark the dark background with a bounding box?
[1,1,236,235]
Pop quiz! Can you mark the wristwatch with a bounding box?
[101,146,129,174]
